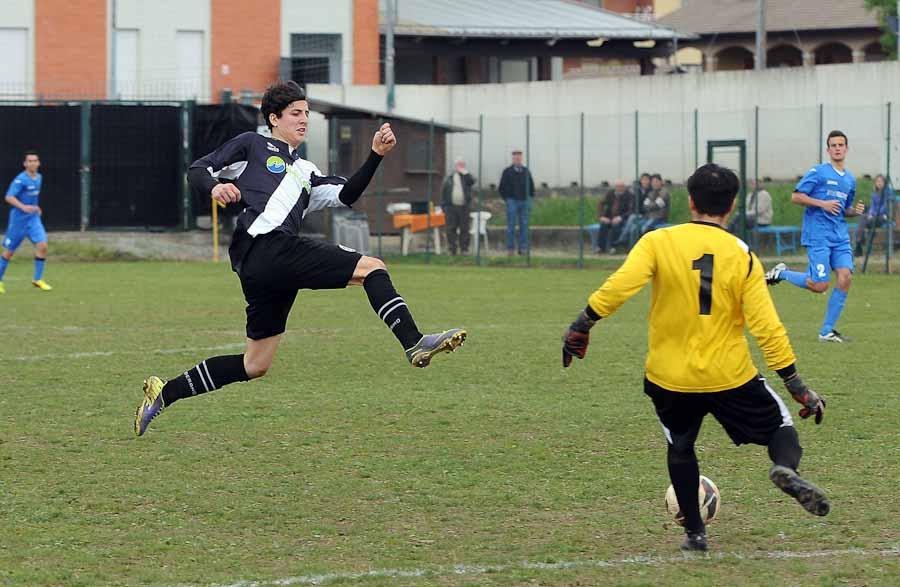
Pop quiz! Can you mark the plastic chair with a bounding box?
[469,211,491,253]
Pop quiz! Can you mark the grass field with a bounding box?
[1,259,899,586]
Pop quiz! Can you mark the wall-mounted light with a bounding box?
[633,40,656,48]
[587,38,607,47]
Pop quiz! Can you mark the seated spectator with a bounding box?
[592,179,634,254]
[641,173,669,234]
[728,179,773,234]
[615,172,650,250]
[854,173,894,256]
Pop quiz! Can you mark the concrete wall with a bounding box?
[282,0,353,84]
[115,0,210,100]
[0,0,34,96]
[306,62,900,189]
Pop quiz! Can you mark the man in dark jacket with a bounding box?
[441,157,476,255]
[593,179,634,254]
[499,149,536,255]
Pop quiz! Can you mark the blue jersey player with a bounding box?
[766,131,864,342]
[1,151,52,294]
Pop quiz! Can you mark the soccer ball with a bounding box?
[665,476,721,526]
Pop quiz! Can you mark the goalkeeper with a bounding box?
[561,164,829,552]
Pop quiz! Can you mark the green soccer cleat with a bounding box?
[32,279,52,291]
[134,376,166,436]
[405,328,467,368]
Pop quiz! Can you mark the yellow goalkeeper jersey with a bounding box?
[587,221,796,392]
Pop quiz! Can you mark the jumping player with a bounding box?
[135,81,466,436]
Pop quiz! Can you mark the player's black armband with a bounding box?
[339,150,384,207]
[188,166,219,196]
[570,305,602,333]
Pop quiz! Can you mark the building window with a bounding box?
[0,28,28,97]
[290,34,342,84]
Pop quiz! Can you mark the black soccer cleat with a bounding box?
[769,465,830,516]
[680,530,709,552]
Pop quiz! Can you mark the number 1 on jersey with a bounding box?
[692,254,714,315]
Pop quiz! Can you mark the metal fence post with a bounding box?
[887,101,893,274]
[693,108,699,171]
[79,101,92,231]
[179,100,195,230]
[578,113,585,269]
[375,116,384,259]
[526,113,531,265]
[818,103,824,163]
[475,113,484,266]
[425,118,434,263]
[634,109,640,189]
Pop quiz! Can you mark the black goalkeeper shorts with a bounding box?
[644,375,794,448]
[232,230,362,340]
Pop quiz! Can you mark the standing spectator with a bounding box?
[728,179,773,234]
[441,157,475,255]
[854,174,893,256]
[499,149,536,256]
[593,179,634,254]
[616,173,650,250]
[0,150,52,294]
[641,173,670,234]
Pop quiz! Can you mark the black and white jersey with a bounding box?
[190,131,348,237]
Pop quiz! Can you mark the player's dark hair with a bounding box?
[687,163,739,216]
[640,173,651,180]
[650,173,662,181]
[23,150,39,159]
[261,80,307,130]
[826,130,848,147]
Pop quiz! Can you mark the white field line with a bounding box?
[4,343,246,362]
[206,546,900,587]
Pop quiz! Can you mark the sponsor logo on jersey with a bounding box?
[266,156,286,173]
[826,180,839,185]
[266,142,280,152]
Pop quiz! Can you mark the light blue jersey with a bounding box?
[794,163,856,246]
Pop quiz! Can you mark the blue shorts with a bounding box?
[806,241,853,283]
[2,216,47,252]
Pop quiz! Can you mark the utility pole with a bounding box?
[755,0,766,70]
[385,0,396,112]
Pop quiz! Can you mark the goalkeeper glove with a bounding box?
[562,308,599,367]
[783,373,826,424]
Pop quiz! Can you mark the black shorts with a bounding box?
[644,375,793,448]
[232,230,362,340]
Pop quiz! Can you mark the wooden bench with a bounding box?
[392,212,445,255]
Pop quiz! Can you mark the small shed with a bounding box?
[308,98,477,234]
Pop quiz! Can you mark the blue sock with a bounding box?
[0,256,8,280]
[33,257,46,281]
[782,270,809,289]
[820,288,848,336]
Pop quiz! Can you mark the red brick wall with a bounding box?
[35,0,107,98]
[211,0,280,101]
[353,0,380,84]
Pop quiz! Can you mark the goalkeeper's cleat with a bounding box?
[769,465,830,517]
[0,281,5,294]
[818,330,847,343]
[680,530,708,552]
[405,328,467,368]
[32,279,52,291]
[764,262,788,286]
[134,376,166,436]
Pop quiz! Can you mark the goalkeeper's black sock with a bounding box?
[668,444,704,533]
[363,269,422,349]
[161,354,249,406]
[768,426,803,471]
